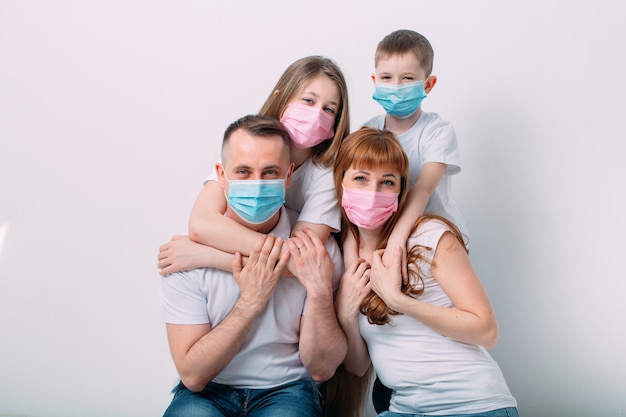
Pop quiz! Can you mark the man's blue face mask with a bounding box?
[372,81,427,119]
[225,178,285,224]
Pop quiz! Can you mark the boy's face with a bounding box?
[372,52,431,88]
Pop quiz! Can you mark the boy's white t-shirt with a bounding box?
[363,111,468,240]
[206,158,341,232]
[359,219,516,414]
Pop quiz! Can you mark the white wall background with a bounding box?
[1,1,625,416]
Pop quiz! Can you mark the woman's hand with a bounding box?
[335,258,371,325]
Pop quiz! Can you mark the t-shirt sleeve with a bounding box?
[421,120,461,175]
[297,165,342,232]
[161,270,210,325]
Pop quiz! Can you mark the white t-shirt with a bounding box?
[206,158,341,232]
[161,207,343,389]
[359,219,516,414]
[363,112,468,240]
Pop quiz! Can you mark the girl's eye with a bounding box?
[302,98,314,105]
[324,106,336,115]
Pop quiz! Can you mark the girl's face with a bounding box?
[342,164,402,193]
[288,75,340,120]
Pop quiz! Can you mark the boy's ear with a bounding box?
[424,75,437,94]
[371,74,376,85]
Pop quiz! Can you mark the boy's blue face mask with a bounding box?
[225,178,285,224]
[372,81,427,119]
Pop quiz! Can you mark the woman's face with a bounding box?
[342,163,402,193]
[287,75,340,120]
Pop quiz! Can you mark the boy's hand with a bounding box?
[383,234,408,284]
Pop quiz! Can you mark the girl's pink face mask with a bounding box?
[341,186,399,230]
[280,102,335,149]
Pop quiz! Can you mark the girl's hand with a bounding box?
[335,258,371,325]
[158,235,212,276]
[370,247,404,310]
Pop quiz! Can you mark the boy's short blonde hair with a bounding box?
[375,29,434,77]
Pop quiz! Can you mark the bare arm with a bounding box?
[289,228,347,382]
[370,233,499,348]
[334,258,372,377]
[188,181,265,257]
[158,235,238,275]
[166,235,289,392]
[383,162,447,280]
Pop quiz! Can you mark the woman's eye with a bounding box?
[354,176,366,182]
[382,180,394,186]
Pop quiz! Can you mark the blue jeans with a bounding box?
[379,407,519,417]
[163,380,323,417]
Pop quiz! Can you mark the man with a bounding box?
[160,114,347,417]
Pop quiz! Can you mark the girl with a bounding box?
[332,127,518,417]
[158,56,350,274]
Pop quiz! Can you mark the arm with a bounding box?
[158,235,239,275]
[289,228,347,382]
[334,258,372,377]
[370,234,499,348]
[383,162,447,280]
[166,235,290,392]
[341,231,359,272]
[188,180,266,257]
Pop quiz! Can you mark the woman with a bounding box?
[332,127,518,417]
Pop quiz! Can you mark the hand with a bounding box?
[383,235,408,284]
[231,234,289,310]
[157,235,210,276]
[370,247,404,310]
[335,258,371,324]
[287,228,334,297]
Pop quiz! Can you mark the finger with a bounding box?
[267,237,284,265]
[231,251,243,276]
[274,247,290,274]
[287,238,302,257]
[248,235,267,265]
[258,234,277,264]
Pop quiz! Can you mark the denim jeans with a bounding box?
[163,380,323,417]
[379,407,519,417]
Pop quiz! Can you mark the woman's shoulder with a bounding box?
[408,217,452,251]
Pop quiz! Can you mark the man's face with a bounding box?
[217,129,293,227]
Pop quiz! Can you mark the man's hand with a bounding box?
[287,228,334,297]
[232,234,290,311]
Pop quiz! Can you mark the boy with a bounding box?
[361,29,468,413]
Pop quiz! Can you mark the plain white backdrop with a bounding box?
[1,1,625,416]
